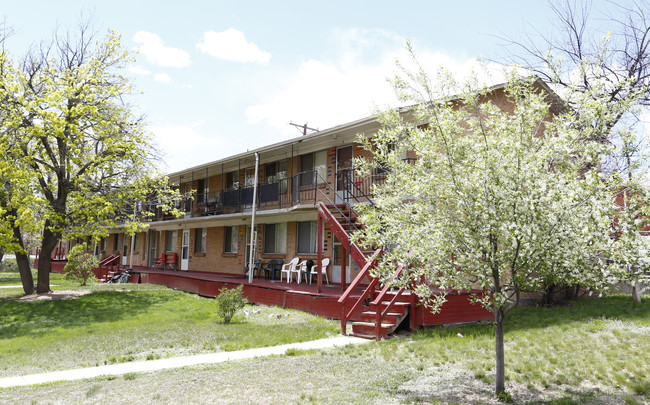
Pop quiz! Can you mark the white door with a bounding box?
[335,145,353,204]
[331,239,351,284]
[180,229,190,271]
[121,234,128,265]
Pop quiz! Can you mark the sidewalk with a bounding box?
[0,335,370,388]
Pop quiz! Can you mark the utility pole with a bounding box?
[290,122,318,135]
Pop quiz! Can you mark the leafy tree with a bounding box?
[0,20,181,294]
[64,244,98,286]
[215,285,248,324]
[354,50,627,396]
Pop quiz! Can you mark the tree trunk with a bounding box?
[16,251,34,295]
[494,309,506,396]
[632,280,642,303]
[9,209,34,295]
[36,224,59,294]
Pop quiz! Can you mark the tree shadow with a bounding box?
[0,290,171,340]
[413,294,650,339]
[505,294,650,334]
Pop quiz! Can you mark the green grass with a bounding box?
[0,274,338,377]
[1,278,648,404]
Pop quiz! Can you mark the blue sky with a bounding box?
[1,1,617,173]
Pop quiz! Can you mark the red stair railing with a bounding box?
[337,249,381,334]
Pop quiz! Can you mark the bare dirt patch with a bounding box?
[13,289,91,302]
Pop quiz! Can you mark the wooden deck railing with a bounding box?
[337,249,382,334]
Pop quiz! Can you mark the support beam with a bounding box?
[317,217,323,293]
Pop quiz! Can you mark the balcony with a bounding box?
[140,169,392,222]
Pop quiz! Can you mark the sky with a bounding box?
[0,0,625,173]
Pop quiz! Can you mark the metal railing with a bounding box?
[141,169,388,222]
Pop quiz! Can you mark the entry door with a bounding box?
[331,238,352,284]
[148,230,157,267]
[180,229,190,271]
[335,145,353,204]
[121,234,128,265]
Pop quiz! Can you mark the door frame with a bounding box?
[335,145,354,204]
[180,229,190,271]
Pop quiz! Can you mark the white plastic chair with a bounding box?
[291,260,308,284]
[309,257,330,285]
[280,257,299,283]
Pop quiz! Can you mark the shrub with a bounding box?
[64,244,98,286]
[215,285,247,324]
[0,257,34,272]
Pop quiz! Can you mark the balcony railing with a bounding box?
[139,167,398,222]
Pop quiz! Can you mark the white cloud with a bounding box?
[196,28,271,65]
[245,30,507,134]
[129,66,151,76]
[154,73,171,83]
[151,123,221,173]
[133,31,191,68]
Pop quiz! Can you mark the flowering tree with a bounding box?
[354,54,627,396]
[0,22,182,294]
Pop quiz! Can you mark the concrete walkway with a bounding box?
[0,335,370,388]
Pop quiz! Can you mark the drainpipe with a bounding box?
[248,152,260,283]
[129,204,135,269]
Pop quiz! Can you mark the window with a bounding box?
[297,221,317,254]
[224,226,238,253]
[265,160,288,182]
[299,151,327,186]
[165,230,177,252]
[113,234,119,251]
[194,228,207,254]
[265,160,288,193]
[197,179,206,203]
[226,171,238,190]
[264,223,286,254]
[133,233,139,252]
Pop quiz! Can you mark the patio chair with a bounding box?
[152,253,165,269]
[273,259,284,280]
[309,257,331,285]
[291,260,309,284]
[280,257,299,283]
[262,260,277,280]
[245,259,262,279]
[164,252,177,270]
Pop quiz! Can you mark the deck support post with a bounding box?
[317,218,323,293]
[341,245,347,291]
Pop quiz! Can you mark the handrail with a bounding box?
[337,249,381,334]
[371,263,408,339]
[98,254,120,281]
[316,202,369,267]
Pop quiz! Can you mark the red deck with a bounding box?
[130,268,493,326]
[45,257,492,327]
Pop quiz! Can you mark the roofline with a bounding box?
[166,114,378,180]
[166,76,565,181]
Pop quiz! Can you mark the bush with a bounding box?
[64,244,98,286]
[0,257,34,272]
[215,285,247,324]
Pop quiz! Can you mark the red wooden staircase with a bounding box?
[317,202,416,340]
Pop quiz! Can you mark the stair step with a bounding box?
[349,333,377,340]
[352,321,396,329]
[361,311,403,323]
[379,301,410,307]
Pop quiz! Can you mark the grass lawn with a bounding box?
[0,271,339,377]
[1,292,648,404]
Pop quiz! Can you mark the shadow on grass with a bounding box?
[0,290,171,340]
[413,294,650,340]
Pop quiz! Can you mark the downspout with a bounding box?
[248,152,260,283]
[128,204,135,269]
